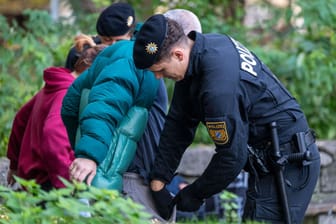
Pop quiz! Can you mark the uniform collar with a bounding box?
[184,31,204,79]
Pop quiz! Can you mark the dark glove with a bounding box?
[173,185,204,212]
[151,187,174,220]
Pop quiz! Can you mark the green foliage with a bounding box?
[0,0,335,156]
[155,0,247,40]
[249,0,336,139]
[0,178,151,223]
[0,10,68,155]
[1,10,72,77]
[0,9,97,156]
[188,0,336,142]
[220,190,239,223]
[194,124,212,145]
[290,0,336,139]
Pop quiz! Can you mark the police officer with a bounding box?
[132,14,321,223]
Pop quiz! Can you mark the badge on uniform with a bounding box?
[206,121,229,145]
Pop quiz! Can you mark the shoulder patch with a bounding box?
[206,121,229,145]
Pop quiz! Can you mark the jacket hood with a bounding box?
[43,67,75,93]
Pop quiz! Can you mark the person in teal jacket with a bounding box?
[63,3,168,188]
[62,3,171,222]
[61,39,159,184]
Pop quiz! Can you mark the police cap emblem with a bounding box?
[145,42,158,55]
[133,14,167,69]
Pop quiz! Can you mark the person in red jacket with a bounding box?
[6,34,107,191]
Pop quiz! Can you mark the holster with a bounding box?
[245,145,270,176]
[246,129,316,175]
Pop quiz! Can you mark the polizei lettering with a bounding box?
[230,37,257,77]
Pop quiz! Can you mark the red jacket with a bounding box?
[7,67,75,189]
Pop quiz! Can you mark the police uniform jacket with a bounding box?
[151,31,310,199]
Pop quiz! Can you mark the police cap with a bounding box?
[96,3,135,37]
[133,14,167,69]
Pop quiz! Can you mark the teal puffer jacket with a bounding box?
[74,89,149,190]
[61,40,159,165]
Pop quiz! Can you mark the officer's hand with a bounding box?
[150,186,174,220]
[173,185,204,212]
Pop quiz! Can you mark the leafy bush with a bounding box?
[191,0,336,142]
[249,0,336,139]
[0,10,65,155]
[0,9,97,156]
[0,178,151,224]
[0,178,263,224]
[290,0,336,139]
[220,190,240,223]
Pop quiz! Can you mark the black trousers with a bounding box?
[243,142,320,224]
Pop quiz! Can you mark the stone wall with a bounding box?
[0,157,9,186]
[304,140,336,224]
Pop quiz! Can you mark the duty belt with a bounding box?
[247,129,316,175]
[279,129,316,155]
[252,129,316,154]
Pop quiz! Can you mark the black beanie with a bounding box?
[96,3,135,37]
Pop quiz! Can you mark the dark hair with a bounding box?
[73,34,107,74]
[155,18,185,63]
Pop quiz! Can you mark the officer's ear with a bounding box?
[172,47,184,62]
